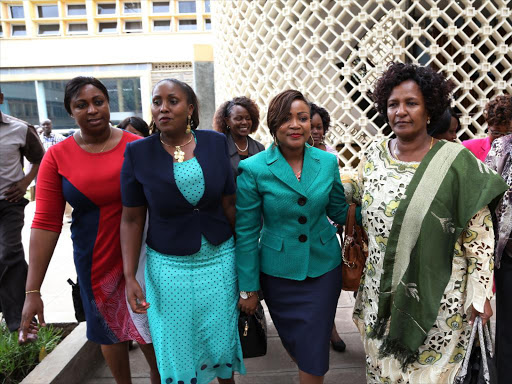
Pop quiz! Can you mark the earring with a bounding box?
[427,118,431,125]
[226,125,231,130]
[186,115,192,134]
[273,136,279,147]
[308,135,315,147]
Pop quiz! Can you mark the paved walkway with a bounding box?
[21,201,366,383]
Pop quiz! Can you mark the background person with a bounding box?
[213,96,265,181]
[427,106,460,142]
[484,93,512,384]
[0,88,44,336]
[353,62,507,383]
[462,95,512,161]
[117,116,150,138]
[309,103,337,155]
[39,119,66,151]
[236,89,359,384]
[19,77,159,384]
[121,78,245,384]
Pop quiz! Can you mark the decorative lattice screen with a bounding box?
[212,0,512,172]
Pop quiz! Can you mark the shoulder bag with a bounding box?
[341,203,368,291]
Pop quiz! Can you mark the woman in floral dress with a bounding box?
[352,63,508,383]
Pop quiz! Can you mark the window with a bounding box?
[97,3,116,15]
[0,82,39,126]
[38,5,59,18]
[123,2,141,14]
[38,24,60,35]
[204,0,210,13]
[178,1,196,13]
[125,20,142,32]
[178,19,197,31]
[153,1,169,13]
[98,22,117,33]
[11,24,27,36]
[67,4,87,16]
[205,18,211,30]
[0,25,3,37]
[153,20,170,31]
[10,5,25,18]
[68,23,88,34]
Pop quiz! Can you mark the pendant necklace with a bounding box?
[234,137,249,152]
[160,133,194,162]
[80,127,112,153]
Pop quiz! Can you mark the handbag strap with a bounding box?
[455,317,492,384]
[344,204,357,237]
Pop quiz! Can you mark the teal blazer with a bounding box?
[235,144,360,291]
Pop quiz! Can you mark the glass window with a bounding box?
[98,22,117,33]
[97,3,116,15]
[205,18,211,30]
[152,1,169,13]
[0,82,39,126]
[204,0,210,13]
[125,21,142,32]
[68,23,88,34]
[11,25,27,36]
[178,1,196,13]
[10,5,25,19]
[153,20,170,31]
[100,78,143,123]
[67,4,87,16]
[38,24,60,35]
[40,80,76,130]
[178,19,197,31]
[38,5,59,18]
[0,25,3,37]
[124,2,141,13]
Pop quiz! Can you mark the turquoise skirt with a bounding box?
[146,236,246,384]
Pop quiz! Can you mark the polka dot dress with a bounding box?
[145,157,246,384]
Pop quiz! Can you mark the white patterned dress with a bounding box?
[352,140,494,384]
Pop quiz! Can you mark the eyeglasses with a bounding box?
[488,129,512,138]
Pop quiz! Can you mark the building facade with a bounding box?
[0,0,215,130]
[212,0,512,171]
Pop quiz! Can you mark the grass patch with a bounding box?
[0,322,63,384]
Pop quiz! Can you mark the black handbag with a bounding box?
[238,303,267,358]
[455,316,497,384]
[67,278,86,323]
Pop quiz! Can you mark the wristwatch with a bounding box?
[239,291,255,300]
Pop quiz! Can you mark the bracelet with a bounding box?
[25,290,41,295]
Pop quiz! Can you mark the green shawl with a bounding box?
[369,140,508,369]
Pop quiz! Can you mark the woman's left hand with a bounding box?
[469,298,493,326]
[238,295,259,315]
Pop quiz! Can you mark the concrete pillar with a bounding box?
[193,44,215,130]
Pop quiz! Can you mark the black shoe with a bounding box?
[331,338,346,352]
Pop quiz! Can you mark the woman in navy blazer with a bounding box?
[120,79,245,384]
[236,90,360,384]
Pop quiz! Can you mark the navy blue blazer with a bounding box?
[121,130,236,255]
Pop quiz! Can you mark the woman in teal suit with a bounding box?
[235,90,360,384]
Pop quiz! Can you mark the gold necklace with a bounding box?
[393,136,434,161]
[295,169,302,181]
[79,127,112,153]
[160,133,194,162]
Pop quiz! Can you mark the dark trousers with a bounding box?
[0,198,29,331]
[495,254,512,384]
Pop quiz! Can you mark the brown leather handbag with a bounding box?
[341,204,368,291]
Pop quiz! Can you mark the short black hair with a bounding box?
[153,78,200,129]
[309,103,331,134]
[118,116,150,137]
[372,62,455,125]
[64,77,109,115]
[267,90,310,139]
[428,106,459,136]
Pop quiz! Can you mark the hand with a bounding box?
[469,298,493,326]
[5,180,29,202]
[238,294,259,315]
[125,278,150,314]
[19,294,45,344]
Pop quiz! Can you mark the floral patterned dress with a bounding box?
[352,140,494,384]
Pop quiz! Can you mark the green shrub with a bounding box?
[0,322,63,384]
